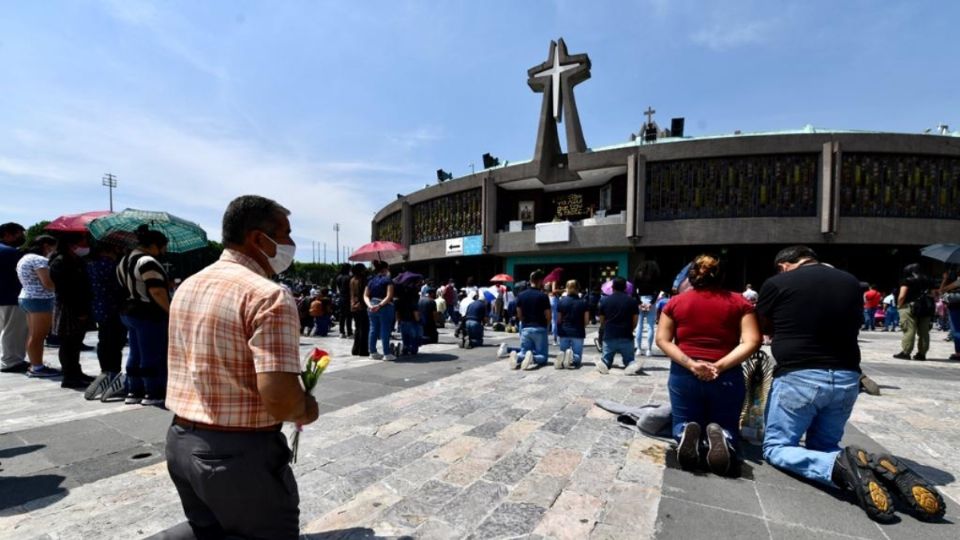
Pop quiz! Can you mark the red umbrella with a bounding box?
[348,241,407,262]
[543,267,564,284]
[490,273,514,283]
[45,210,112,233]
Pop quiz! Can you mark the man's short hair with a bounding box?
[612,277,627,291]
[0,222,25,237]
[529,270,544,283]
[222,195,290,245]
[774,245,818,265]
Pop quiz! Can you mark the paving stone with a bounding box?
[433,436,484,463]
[464,419,510,439]
[567,458,622,498]
[533,448,582,477]
[468,438,516,462]
[440,457,495,487]
[515,430,564,457]
[340,465,395,493]
[617,458,663,488]
[654,496,770,540]
[507,473,568,507]
[597,482,660,531]
[380,480,462,529]
[483,452,539,486]
[469,502,546,539]
[768,522,876,540]
[498,408,531,421]
[540,415,580,436]
[440,479,508,532]
[590,522,645,540]
[755,481,887,539]
[379,440,438,468]
[587,431,632,461]
[497,419,542,443]
[660,467,763,517]
[303,482,400,533]
[382,458,448,496]
[413,518,460,540]
[533,490,604,539]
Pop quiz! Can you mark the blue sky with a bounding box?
[1,0,957,261]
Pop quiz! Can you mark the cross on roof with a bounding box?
[528,39,591,124]
[532,43,583,121]
[644,106,656,125]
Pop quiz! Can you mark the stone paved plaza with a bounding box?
[0,325,958,539]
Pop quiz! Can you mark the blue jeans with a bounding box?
[399,320,422,354]
[863,307,877,330]
[601,338,635,368]
[762,369,860,487]
[884,307,899,330]
[465,319,484,346]
[121,315,168,398]
[948,305,960,354]
[313,315,331,336]
[635,302,655,352]
[669,363,745,446]
[558,337,583,367]
[368,303,395,355]
[517,326,549,366]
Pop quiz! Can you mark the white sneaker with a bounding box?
[624,361,643,376]
[497,343,509,358]
[563,349,575,369]
[383,354,396,361]
[509,351,519,369]
[520,351,535,370]
[645,349,653,357]
[555,351,565,369]
[370,353,384,360]
[595,360,609,374]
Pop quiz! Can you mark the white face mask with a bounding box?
[259,234,296,275]
[73,246,90,257]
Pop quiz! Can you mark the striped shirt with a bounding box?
[166,249,301,428]
[117,249,168,319]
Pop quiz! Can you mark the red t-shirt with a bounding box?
[662,288,754,362]
[863,289,882,309]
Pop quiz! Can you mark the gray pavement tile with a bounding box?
[768,522,875,540]
[439,479,508,532]
[464,420,509,439]
[381,480,462,529]
[654,496,770,540]
[57,443,165,487]
[19,421,144,467]
[92,406,172,444]
[755,482,886,539]
[660,468,764,517]
[469,502,547,539]
[540,415,579,436]
[483,451,539,485]
[379,441,439,469]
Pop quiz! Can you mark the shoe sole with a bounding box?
[84,373,112,400]
[705,424,731,476]
[595,362,609,374]
[520,353,535,371]
[677,423,701,471]
[869,452,946,521]
[845,447,897,523]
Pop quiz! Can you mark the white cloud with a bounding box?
[691,18,777,50]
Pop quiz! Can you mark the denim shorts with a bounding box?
[19,297,54,313]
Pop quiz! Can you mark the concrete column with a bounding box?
[401,200,413,247]
[482,175,497,249]
[820,142,839,235]
[626,152,646,238]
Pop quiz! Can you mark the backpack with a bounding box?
[911,291,935,318]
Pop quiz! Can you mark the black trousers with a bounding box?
[338,302,353,336]
[58,330,85,379]
[165,424,300,540]
[352,310,369,356]
[96,315,126,373]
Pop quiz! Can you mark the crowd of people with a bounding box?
[2,203,956,533]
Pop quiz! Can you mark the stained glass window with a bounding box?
[412,188,482,244]
[375,211,402,243]
[840,153,960,219]
[645,154,819,220]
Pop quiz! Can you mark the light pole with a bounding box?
[333,223,340,264]
[102,173,117,211]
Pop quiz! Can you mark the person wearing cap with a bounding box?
[165,195,319,538]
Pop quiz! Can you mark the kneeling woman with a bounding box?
[655,254,761,476]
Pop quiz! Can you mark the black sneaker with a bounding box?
[100,373,127,402]
[705,423,732,476]
[677,422,701,471]
[869,452,946,522]
[84,372,114,400]
[892,352,911,360]
[912,353,926,361]
[0,361,30,373]
[61,377,89,389]
[833,446,896,523]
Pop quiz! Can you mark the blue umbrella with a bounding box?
[921,244,960,264]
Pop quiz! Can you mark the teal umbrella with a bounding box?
[89,209,208,253]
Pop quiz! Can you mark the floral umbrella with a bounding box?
[88,209,208,253]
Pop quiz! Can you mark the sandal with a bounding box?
[869,452,946,522]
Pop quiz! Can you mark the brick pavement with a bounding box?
[0,325,957,539]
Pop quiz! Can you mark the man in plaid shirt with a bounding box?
[165,195,319,539]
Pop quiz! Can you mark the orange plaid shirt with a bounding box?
[166,249,301,427]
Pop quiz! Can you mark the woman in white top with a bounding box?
[15,235,60,377]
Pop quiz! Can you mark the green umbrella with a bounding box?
[89,209,209,253]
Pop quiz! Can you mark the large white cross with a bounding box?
[533,42,583,121]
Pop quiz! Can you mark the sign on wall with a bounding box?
[446,238,463,256]
[463,235,483,256]
[535,221,571,243]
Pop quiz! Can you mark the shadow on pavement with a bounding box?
[303,529,413,540]
[0,444,45,459]
[391,353,459,364]
[0,474,68,511]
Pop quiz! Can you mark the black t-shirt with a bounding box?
[599,292,638,341]
[395,286,420,322]
[465,299,487,321]
[418,297,437,329]
[900,275,933,305]
[336,273,351,304]
[516,289,551,327]
[557,295,588,338]
[756,263,862,377]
